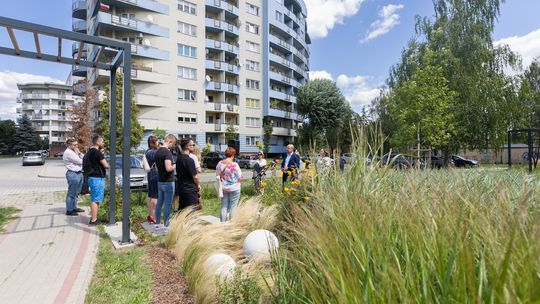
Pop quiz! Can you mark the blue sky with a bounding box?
[1,0,540,119]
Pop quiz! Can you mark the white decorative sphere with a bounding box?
[204,253,236,279]
[243,229,279,258]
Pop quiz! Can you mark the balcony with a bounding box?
[72,65,88,77]
[270,90,296,103]
[131,66,165,83]
[50,136,67,143]
[205,0,239,18]
[72,42,88,56]
[268,108,298,120]
[270,21,293,39]
[36,125,69,132]
[16,107,21,114]
[72,20,87,33]
[205,39,239,55]
[270,71,292,86]
[205,60,239,74]
[269,34,291,53]
[72,0,87,19]
[135,93,169,107]
[95,11,169,37]
[103,0,169,14]
[269,52,292,69]
[206,81,239,94]
[130,43,169,60]
[273,127,294,136]
[205,18,239,36]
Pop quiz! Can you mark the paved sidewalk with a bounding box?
[0,203,99,304]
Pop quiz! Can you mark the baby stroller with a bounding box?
[253,165,269,194]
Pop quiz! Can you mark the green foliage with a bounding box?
[202,143,211,157]
[152,127,166,140]
[13,114,40,152]
[225,121,238,142]
[0,119,16,154]
[518,58,540,128]
[262,117,273,155]
[0,206,19,232]
[217,270,261,304]
[98,72,144,153]
[85,227,151,304]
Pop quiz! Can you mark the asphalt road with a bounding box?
[0,158,67,195]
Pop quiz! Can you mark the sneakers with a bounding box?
[154,224,168,233]
[74,208,85,213]
[66,210,78,216]
[88,219,99,226]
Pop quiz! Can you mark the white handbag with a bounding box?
[215,175,224,198]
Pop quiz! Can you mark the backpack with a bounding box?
[82,151,94,176]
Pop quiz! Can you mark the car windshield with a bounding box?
[24,152,41,156]
[106,156,142,169]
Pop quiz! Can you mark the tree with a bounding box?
[98,72,144,153]
[152,128,166,140]
[297,79,351,152]
[0,119,16,154]
[13,114,39,152]
[225,121,238,142]
[388,55,457,156]
[519,58,540,128]
[262,117,273,155]
[70,81,98,149]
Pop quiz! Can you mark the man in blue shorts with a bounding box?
[83,134,110,225]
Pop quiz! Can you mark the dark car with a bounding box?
[54,151,64,158]
[452,155,479,168]
[382,153,411,169]
[431,156,445,169]
[237,154,258,169]
[202,152,226,169]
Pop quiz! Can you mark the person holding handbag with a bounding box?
[143,136,159,224]
[216,147,243,222]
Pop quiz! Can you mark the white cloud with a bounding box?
[309,70,381,111]
[495,28,540,72]
[361,4,404,43]
[0,71,63,121]
[305,0,365,39]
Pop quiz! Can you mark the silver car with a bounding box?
[22,151,45,166]
[106,155,148,191]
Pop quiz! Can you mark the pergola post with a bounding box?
[121,46,132,244]
[507,131,512,168]
[528,129,533,174]
[109,67,117,225]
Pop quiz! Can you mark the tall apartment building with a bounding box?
[16,83,75,155]
[72,0,310,154]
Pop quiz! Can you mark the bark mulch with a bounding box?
[148,245,194,304]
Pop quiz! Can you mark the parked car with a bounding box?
[22,151,45,166]
[430,156,445,169]
[38,150,49,158]
[342,153,357,164]
[54,151,64,158]
[452,155,479,168]
[237,154,258,169]
[105,155,148,191]
[382,153,411,169]
[202,152,226,169]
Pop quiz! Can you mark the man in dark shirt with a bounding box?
[83,135,110,225]
[176,139,201,211]
[154,134,177,229]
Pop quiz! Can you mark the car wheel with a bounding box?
[202,162,208,169]
[244,163,249,169]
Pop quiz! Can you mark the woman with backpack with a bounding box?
[143,136,159,224]
[216,147,243,222]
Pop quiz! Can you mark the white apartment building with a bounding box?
[16,83,75,154]
[72,0,310,154]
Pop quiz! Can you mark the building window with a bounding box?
[245,98,261,108]
[177,43,197,58]
[245,60,260,71]
[246,117,261,127]
[177,21,197,36]
[178,112,197,123]
[178,89,197,101]
[177,66,197,80]
[178,0,196,15]
[178,134,197,142]
[246,136,259,146]
[245,79,260,90]
[245,22,259,34]
[246,41,260,53]
[246,3,259,16]
[276,11,282,22]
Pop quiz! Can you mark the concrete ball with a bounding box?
[204,253,236,279]
[243,229,279,258]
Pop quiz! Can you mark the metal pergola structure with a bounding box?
[507,128,540,174]
[0,16,133,243]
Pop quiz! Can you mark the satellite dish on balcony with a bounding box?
[143,39,151,46]
[147,15,154,23]
[205,75,212,82]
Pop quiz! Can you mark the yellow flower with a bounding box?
[287,170,292,175]
[303,196,311,201]
[291,180,300,185]
[261,182,267,188]
[284,187,290,192]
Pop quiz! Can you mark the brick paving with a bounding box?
[0,158,99,304]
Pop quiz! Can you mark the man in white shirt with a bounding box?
[63,138,85,216]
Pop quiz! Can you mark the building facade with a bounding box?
[72,0,310,154]
[16,83,75,154]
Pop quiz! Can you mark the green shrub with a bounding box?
[217,270,261,304]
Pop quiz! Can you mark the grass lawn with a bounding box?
[0,206,20,233]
